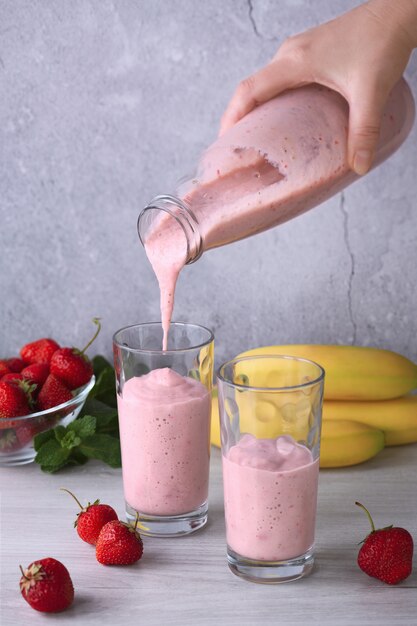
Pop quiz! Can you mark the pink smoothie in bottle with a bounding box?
[222,434,319,561]
[117,367,211,516]
[140,80,414,347]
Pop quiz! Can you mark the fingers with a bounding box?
[219,59,304,136]
[347,85,388,175]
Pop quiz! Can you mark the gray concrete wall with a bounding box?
[1,0,416,366]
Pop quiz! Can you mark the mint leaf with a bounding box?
[90,367,117,408]
[60,431,82,450]
[92,355,113,377]
[68,414,96,438]
[81,398,117,424]
[54,425,67,443]
[33,428,55,451]
[35,439,71,470]
[79,434,121,468]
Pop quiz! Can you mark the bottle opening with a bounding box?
[138,195,203,264]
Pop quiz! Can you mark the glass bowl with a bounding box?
[0,376,95,467]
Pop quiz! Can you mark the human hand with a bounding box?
[220,0,417,175]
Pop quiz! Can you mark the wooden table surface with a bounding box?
[1,445,416,626]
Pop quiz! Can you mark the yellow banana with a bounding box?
[237,345,417,401]
[319,420,385,468]
[323,396,417,446]
[210,392,385,467]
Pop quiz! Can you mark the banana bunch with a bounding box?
[211,345,417,468]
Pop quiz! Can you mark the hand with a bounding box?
[220,0,417,175]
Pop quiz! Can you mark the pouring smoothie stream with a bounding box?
[138,80,414,348]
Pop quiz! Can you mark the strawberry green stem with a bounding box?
[134,512,139,533]
[355,501,375,532]
[80,317,101,355]
[60,487,84,510]
[19,565,29,580]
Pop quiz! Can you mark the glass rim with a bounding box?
[216,354,325,392]
[112,321,214,354]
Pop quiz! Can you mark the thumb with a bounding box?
[347,87,387,176]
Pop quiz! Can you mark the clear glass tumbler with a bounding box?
[217,355,324,583]
[113,322,214,537]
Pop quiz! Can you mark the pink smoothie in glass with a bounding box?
[222,434,319,561]
[117,368,211,516]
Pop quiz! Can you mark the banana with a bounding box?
[319,420,385,468]
[210,392,385,467]
[323,396,417,446]
[237,345,417,401]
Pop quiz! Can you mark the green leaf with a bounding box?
[35,439,71,469]
[68,414,96,438]
[90,368,117,407]
[92,355,113,378]
[66,450,89,466]
[33,428,55,451]
[60,431,82,450]
[81,398,117,425]
[54,425,67,443]
[79,434,121,468]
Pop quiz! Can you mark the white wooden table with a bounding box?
[1,445,416,626]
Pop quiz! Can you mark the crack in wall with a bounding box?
[247,0,262,39]
[340,191,357,344]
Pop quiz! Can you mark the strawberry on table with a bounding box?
[50,318,100,390]
[19,557,74,613]
[356,502,414,585]
[21,363,49,388]
[6,358,27,373]
[20,338,60,365]
[37,375,72,411]
[0,380,31,418]
[61,488,118,545]
[96,515,144,566]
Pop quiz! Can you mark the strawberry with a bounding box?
[37,375,72,411]
[20,338,60,365]
[1,372,24,384]
[21,363,49,387]
[19,557,74,613]
[0,361,10,378]
[50,318,100,390]
[61,488,118,545]
[96,516,143,566]
[0,380,31,418]
[356,502,414,585]
[7,357,27,372]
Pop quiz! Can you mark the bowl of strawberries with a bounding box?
[0,320,100,466]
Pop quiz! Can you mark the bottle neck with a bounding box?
[137,195,203,264]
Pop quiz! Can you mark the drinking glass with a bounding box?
[217,354,324,583]
[113,322,214,537]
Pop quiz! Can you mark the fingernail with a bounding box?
[353,150,373,176]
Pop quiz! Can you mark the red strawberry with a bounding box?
[356,502,414,585]
[7,357,27,372]
[50,319,100,390]
[20,338,60,365]
[0,361,10,377]
[19,557,74,613]
[61,488,118,545]
[37,375,72,411]
[22,363,49,387]
[96,517,143,566]
[50,348,93,390]
[1,372,24,384]
[0,381,31,418]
